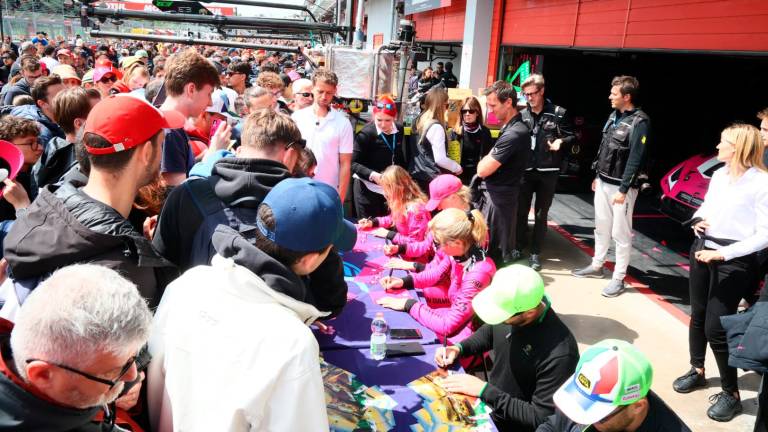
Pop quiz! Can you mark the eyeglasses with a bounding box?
[226,71,244,77]
[26,355,136,390]
[15,140,42,151]
[376,102,394,110]
[523,89,541,98]
[460,109,477,115]
[99,75,117,84]
[286,138,306,149]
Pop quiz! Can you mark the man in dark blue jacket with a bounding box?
[10,75,65,151]
[2,55,43,105]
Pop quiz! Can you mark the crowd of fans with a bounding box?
[0,32,764,432]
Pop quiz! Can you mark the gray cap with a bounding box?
[20,41,35,52]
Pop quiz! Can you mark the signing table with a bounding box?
[314,230,493,431]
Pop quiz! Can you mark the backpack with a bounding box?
[183,177,261,267]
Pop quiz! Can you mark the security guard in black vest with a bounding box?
[572,76,650,298]
[515,74,576,271]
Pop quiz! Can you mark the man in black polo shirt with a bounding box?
[477,80,531,265]
[537,339,691,432]
[435,265,579,432]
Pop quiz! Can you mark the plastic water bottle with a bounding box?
[370,312,388,360]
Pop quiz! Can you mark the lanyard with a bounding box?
[380,132,396,154]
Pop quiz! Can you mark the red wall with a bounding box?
[502,0,768,52]
[411,0,467,42]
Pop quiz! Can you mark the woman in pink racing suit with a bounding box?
[377,208,496,342]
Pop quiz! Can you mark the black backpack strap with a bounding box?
[183,178,225,218]
[521,109,535,135]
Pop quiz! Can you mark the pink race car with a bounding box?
[659,154,724,222]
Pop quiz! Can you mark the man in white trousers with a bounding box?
[571,76,650,297]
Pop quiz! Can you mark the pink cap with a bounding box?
[425,174,463,211]
[93,65,117,82]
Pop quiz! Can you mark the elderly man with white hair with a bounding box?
[0,264,152,431]
[291,78,313,111]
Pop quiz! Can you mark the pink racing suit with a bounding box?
[374,203,431,245]
[401,247,496,342]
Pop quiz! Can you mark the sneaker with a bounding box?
[571,265,604,279]
[502,250,523,265]
[707,391,742,422]
[673,367,706,393]
[529,254,542,271]
[601,279,625,297]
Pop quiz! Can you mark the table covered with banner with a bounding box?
[313,229,497,431]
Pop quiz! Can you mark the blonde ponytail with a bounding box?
[429,208,488,247]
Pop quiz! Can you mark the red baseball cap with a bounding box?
[425,174,463,211]
[84,95,185,155]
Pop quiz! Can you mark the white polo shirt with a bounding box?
[292,106,353,191]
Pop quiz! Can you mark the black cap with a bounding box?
[283,60,295,69]
[227,61,251,76]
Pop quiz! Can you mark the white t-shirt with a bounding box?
[292,106,353,191]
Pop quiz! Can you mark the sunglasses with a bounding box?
[99,75,117,84]
[376,102,394,110]
[226,71,244,77]
[460,109,477,115]
[26,355,136,390]
[296,92,313,98]
[286,138,306,149]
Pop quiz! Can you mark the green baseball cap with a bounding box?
[553,339,653,425]
[82,69,94,84]
[471,264,544,325]
[135,49,149,59]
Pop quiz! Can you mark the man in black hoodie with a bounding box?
[2,55,42,106]
[3,95,182,309]
[153,108,350,317]
[0,264,152,431]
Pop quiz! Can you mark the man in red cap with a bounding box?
[3,94,182,311]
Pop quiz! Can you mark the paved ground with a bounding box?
[547,191,697,315]
[534,192,759,431]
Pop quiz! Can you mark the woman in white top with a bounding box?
[409,87,462,191]
[673,124,768,422]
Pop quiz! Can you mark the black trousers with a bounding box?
[516,170,559,254]
[480,186,519,262]
[688,242,758,393]
[353,179,389,219]
[756,374,768,432]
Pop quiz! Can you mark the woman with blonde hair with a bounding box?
[673,123,768,422]
[383,174,476,263]
[358,165,431,244]
[377,208,496,341]
[110,62,149,94]
[450,96,492,184]
[409,87,462,191]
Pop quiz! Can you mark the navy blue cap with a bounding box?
[258,178,357,252]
